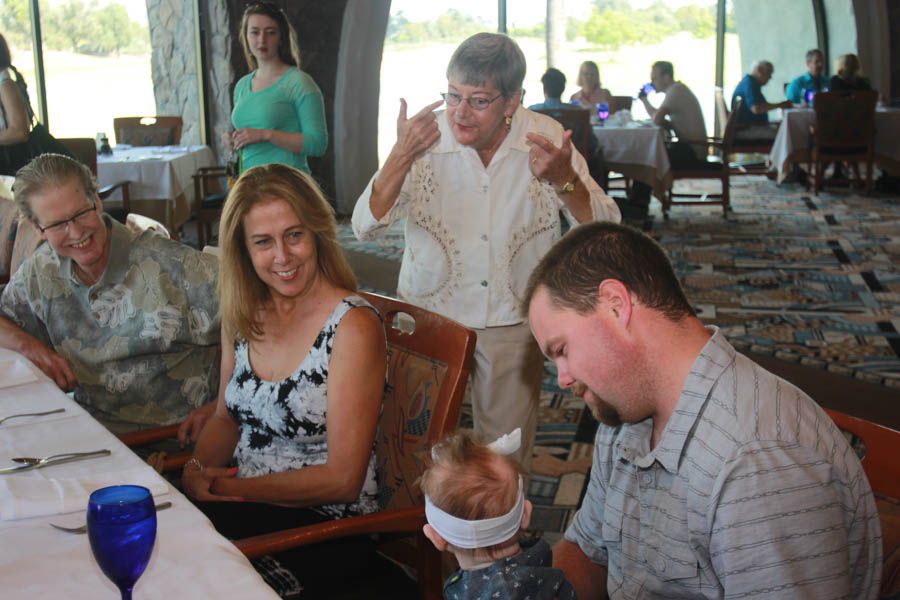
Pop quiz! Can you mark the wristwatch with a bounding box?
[557,173,579,195]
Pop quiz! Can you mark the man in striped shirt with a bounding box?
[524,222,882,599]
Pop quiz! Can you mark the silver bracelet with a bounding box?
[184,457,204,472]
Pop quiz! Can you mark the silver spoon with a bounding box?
[50,501,173,534]
[0,408,65,425]
[11,449,112,466]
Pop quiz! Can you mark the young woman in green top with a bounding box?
[222,2,327,175]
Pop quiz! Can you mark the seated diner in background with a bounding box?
[181,163,388,596]
[525,222,883,600]
[731,60,792,141]
[0,33,30,157]
[568,60,612,109]
[627,60,707,219]
[785,48,827,104]
[829,52,875,93]
[0,153,220,434]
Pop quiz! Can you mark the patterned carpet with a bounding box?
[339,175,900,540]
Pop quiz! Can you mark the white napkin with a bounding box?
[0,359,39,389]
[0,467,169,520]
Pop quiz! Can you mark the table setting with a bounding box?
[769,106,900,183]
[591,112,672,199]
[97,144,215,232]
[0,347,277,598]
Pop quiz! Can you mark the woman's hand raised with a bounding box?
[526,130,575,188]
[392,98,443,163]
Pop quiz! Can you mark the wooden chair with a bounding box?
[119,292,478,599]
[192,166,229,249]
[58,137,133,223]
[533,107,591,159]
[715,91,773,174]
[824,410,900,598]
[662,101,736,219]
[609,95,633,114]
[113,116,183,147]
[807,90,878,195]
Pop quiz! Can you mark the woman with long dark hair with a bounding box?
[0,34,30,154]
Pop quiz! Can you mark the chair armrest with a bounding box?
[118,424,181,446]
[233,505,427,559]
[98,180,132,214]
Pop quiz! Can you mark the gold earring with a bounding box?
[504,115,512,130]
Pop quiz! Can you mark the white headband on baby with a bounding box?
[424,428,524,549]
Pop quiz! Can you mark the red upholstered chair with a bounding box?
[120,292,477,599]
[824,409,900,598]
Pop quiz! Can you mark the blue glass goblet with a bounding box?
[597,103,610,124]
[87,485,157,600]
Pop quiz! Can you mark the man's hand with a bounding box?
[20,339,76,391]
[178,401,216,448]
[526,130,575,188]
[392,98,443,163]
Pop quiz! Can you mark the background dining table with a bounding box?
[98,145,215,233]
[592,121,672,200]
[0,347,277,599]
[768,107,900,184]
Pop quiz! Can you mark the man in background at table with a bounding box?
[627,60,706,221]
[732,60,792,141]
[785,49,828,104]
[525,222,882,599]
[0,154,220,440]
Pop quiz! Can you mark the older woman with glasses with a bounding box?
[222,2,327,175]
[352,32,619,471]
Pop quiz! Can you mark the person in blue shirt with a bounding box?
[527,68,569,111]
[785,49,828,104]
[731,60,792,141]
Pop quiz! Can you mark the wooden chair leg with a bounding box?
[417,531,443,600]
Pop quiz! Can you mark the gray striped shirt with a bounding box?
[565,327,882,599]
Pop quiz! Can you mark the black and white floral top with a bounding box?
[225,295,381,519]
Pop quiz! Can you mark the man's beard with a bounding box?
[571,382,622,427]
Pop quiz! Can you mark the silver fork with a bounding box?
[0,408,65,425]
[50,501,173,534]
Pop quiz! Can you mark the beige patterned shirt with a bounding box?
[1,215,220,427]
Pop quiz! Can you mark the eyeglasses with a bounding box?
[36,200,97,235]
[441,92,503,111]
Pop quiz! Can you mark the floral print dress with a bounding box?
[225,295,381,519]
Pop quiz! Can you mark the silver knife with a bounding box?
[0,449,111,474]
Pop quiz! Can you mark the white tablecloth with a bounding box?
[0,348,277,599]
[593,123,672,199]
[769,107,900,183]
[98,145,215,231]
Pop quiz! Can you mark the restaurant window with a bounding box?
[377,0,731,158]
[2,0,154,139]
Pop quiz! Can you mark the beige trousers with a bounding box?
[470,322,545,471]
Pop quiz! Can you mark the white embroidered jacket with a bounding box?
[352,105,620,329]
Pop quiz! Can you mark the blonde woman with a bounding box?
[569,60,612,108]
[829,53,873,92]
[183,163,386,594]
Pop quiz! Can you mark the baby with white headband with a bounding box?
[419,429,577,600]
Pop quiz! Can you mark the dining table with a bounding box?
[768,106,900,184]
[592,120,672,200]
[98,145,215,232]
[0,347,278,599]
